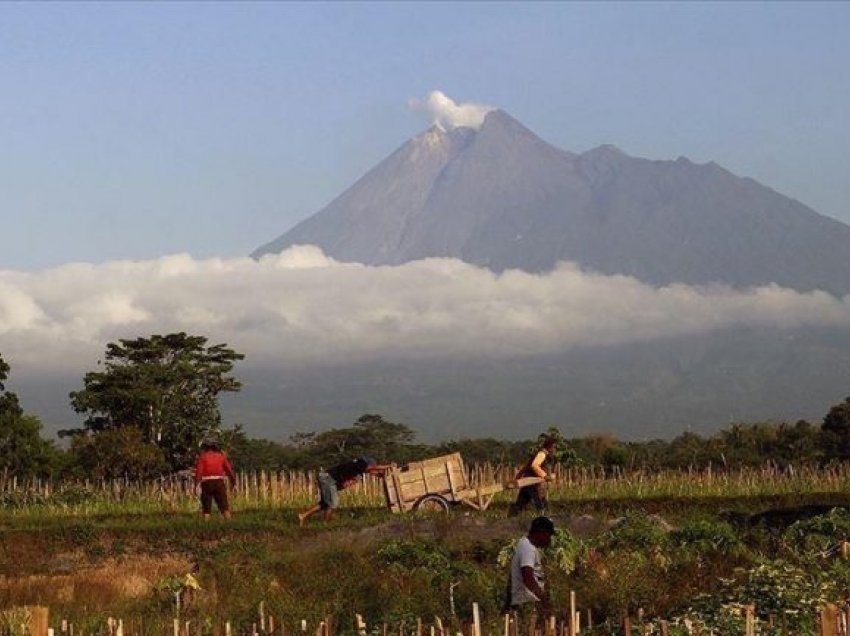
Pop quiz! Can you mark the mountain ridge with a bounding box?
[255,109,850,296]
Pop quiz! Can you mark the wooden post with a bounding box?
[745,605,755,636]
[173,619,180,636]
[417,618,424,636]
[622,616,631,636]
[503,614,510,636]
[569,591,576,636]
[472,603,482,636]
[659,620,668,636]
[356,614,368,636]
[29,607,49,636]
[822,604,839,636]
[435,616,444,636]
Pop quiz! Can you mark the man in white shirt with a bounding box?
[509,516,555,634]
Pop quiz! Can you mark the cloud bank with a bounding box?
[1,245,849,377]
[409,90,494,130]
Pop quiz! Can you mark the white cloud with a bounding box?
[409,90,494,130]
[1,245,849,377]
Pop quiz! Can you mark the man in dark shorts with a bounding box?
[298,456,393,526]
[194,437,237,520]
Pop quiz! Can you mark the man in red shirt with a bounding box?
[194,437,237,520]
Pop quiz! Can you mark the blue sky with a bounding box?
[2,1,849,271]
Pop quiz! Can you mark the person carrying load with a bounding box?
[509,435,557,516]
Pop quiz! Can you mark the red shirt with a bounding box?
[194,451,236,484]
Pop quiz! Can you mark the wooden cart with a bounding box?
[382,452,543,513]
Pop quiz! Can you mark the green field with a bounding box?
[3,469,850,635]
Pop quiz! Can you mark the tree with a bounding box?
[291,414,423,467]
[67,333,244,471]
[67,427,167,480]
[0,353,57,477]
[821,396,850,461]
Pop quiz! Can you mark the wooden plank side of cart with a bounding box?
[383,453,544,513]
[383,453,469,513]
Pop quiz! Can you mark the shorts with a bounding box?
[318,472,339,510]
[200,479,229,514]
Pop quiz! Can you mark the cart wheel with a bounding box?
[414,494,450,514]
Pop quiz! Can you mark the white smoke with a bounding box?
[1,246,850,378]
[409,90,494,130]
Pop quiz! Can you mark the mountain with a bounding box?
[217,325,850,442]
[254,110,850,296]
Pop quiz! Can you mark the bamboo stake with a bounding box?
[569,591,576,636]
[822,604,840,636]
[28,606,48,636]
[745,605,755,636]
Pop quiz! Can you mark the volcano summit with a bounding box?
[255,109,850,297]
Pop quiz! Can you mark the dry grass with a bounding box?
[0,554,194,609]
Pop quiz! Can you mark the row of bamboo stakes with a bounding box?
[9,599,850,636]
[4,461,850,504]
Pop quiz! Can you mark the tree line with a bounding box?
[2,332,850,480]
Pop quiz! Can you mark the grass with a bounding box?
[3,464,850,634]
[3,462,850,519]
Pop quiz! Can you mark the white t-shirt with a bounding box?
[511,536,544,605]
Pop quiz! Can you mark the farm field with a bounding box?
[3,468,850,635]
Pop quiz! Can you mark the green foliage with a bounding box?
[67,332,244,471]
[497,529,586,576]
[291,414,425,467]
[0,412,57,477]
[782,507,850,556]
[0,352,58,477]
[679,560,830,633]
[822,396,850,460]
[671,518,748,558]
[67,426,168,479]
[594,511,670,551]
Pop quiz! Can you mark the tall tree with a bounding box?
[0,353,56,477]
[68,333,244,470]
[821,396,850,461]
